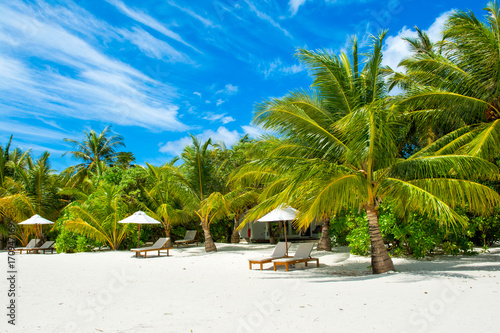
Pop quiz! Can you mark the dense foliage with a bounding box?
[1,3,500,274]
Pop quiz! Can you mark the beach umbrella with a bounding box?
[256,206,298,256]
[118,211,162,247]
[18,214,55,240]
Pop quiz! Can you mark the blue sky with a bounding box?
[0,0,485,170]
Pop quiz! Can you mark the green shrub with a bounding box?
[55,229,77,253]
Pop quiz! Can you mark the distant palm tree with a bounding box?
[162,135,220,252]
[63,127,134,181]
[389,2,500,161]
[140,162,191,237]
[64,183,131,250]
[237,33,500,274]
[0,152,62,242]
[1,152,61,221]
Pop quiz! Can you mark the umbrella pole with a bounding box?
[284,221,288,257]
[137,224,141,247]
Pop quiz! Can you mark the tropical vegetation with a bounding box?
[1,2,500,274]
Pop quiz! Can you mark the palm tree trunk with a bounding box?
[162,223,173,248]
[202,220,217,252]
[317,218,331,251]
[268,222,276,244]
[163,222,171,238]
[268,221,284,245]
[231,216,240,243]
[365,206,394,274]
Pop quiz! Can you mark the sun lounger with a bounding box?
[175,230,198,247]
[27,241,55,254]
[248,242,291,270]
[130,237,172,258]
[273,243,319,271]
[92,245,111,252]
[14,239,41,254]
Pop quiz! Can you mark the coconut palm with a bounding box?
[162,135,221,252]
[236,33,500,274]
[64,183,131,250]
[225,187,259,243]
[0,152,62,243]
[140,162,191,237]
[388,2,500,162]
[0,152,61,221]
[63,127,134,181]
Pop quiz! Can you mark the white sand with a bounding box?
[2,243,500,333]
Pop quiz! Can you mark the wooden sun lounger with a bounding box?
[273,243,319,272]
[175,230,198,247]
[27,241,55,254]
[248,242,291,270]
[14,239,41,254]
[130,238,172,258]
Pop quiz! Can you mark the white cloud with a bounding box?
[260,58,306,78]
[216,99,225,106]
[193,92,202,97]
[244,0,292,38]
[0,2,188,131]
[281,63,306,75]
[167,1,218,28]
[382,10,453,71]
[426,10,453,42]
[289,0,307,16]
[242,124,268,139]
[119,27,191,62]
[203,113,235,124]
[216,84,239,95]
[0,120,76,142]
[221,116,236,124]
[159,126,240,156]
[105,0,200,52]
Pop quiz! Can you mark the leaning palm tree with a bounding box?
[388,1,500,162]
[63,127,134,182]
[235,33,500,274]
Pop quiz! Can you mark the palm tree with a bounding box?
[225,187,258,243]
[0,152,62,243]
[212,136,259,243]
[140,162,191,237]
[64,183,131,250]
[0,152,61,221]
[236,33,500,274]
[63,127,134,181]
[162,135,220,252]
[388,2,500,162]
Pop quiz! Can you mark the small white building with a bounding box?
[238,219,322,243]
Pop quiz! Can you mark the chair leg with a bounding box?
[249,262,252,270]
[285,263,289,272]
[260,263,263,270]
[274,263,277,271]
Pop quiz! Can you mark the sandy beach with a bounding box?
[2,243,500,333]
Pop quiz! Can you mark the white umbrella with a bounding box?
[257,206,298,256]
[118,211,162,247]
[18,214,55,239]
